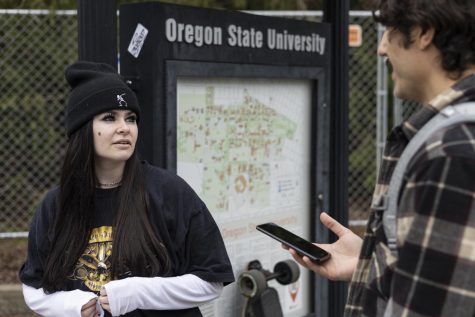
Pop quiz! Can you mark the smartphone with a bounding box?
[256,222,330,263]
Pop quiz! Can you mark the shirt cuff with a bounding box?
[103,274,223,316]
[22,283,101,317]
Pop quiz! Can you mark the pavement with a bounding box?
[0,284,36,316]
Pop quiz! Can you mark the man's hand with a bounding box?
[81,298,99,317]
[284,212,362,281]
[99,287,111,313]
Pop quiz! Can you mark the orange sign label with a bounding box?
[349,24,363,47]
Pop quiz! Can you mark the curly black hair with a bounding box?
[373,0,475,76]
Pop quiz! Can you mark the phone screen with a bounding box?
[256,222,330,262]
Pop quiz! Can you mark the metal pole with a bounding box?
[77,0,117,68]
[376,24,388,175]
[393,97,404,127]
[322,0,350,316]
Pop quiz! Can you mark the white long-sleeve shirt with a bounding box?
[23,274,223,317]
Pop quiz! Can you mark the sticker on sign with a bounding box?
[128,23,149,58]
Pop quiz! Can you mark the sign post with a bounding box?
[323,1,350,316]
[77,0,117,67]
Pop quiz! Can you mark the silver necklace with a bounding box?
[97,179,122,188]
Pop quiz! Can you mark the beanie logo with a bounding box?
[117,93,128,107]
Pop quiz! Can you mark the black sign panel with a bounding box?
[119,3,331,316]
[120,2,330,164]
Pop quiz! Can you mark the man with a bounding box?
[286,0,475,316]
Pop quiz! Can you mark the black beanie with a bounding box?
[64,61,140,136]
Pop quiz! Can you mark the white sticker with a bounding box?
[128,23,149,58]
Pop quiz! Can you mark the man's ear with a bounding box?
[417,27,435,50]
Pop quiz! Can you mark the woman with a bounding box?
[19,61,234,317]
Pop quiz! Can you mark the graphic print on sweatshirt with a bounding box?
[68,226,113,293]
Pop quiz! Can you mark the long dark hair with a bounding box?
[42,121,170,292]
[373,0,475,77]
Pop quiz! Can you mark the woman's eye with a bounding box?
[102,114,115,121]
[126,116,137,122]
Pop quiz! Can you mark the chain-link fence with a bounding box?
[347,13,379,225]
[0,10,77,236]
[0,10,383,237]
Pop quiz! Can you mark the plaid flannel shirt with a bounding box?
[345,74,475,317]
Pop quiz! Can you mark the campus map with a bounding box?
[177,78,310,215]
[176,77,312,317]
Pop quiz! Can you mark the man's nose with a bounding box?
[377,30,388,57]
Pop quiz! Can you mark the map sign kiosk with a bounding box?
[120,3,331,316]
